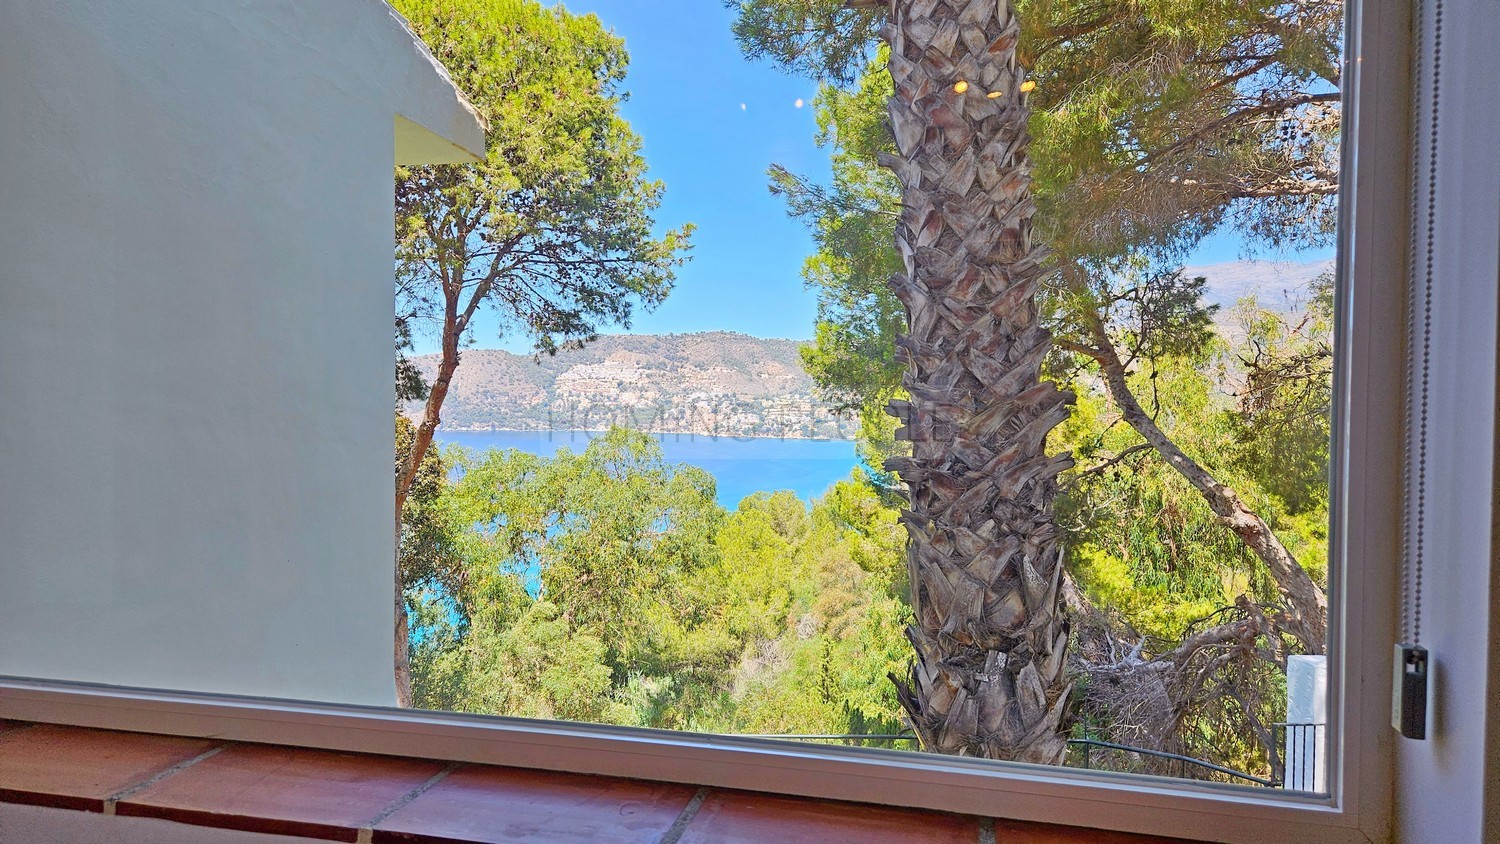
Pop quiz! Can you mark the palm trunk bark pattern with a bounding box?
[881,0,1075,763]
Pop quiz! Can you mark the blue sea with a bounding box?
[434,430,861,508]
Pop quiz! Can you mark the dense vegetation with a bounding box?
[395,0,1338,782]
[390,0,691,704]
[729,0,1339,773]
[403,428,910,738]
[399,273,1329,780]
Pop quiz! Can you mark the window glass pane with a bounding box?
[1,0,1347,804]
[390,0,1343,795]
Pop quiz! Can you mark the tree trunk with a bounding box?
[394,515,415,708]
[392,286,467,707]
[1073,308,1327,653]
[395,325,460,520]
[881,0,1075,763]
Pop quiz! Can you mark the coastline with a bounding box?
[431,425,856,444]
[431,428,864,508]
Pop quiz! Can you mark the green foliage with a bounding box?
[1069,546,1222,644]
[393,0,691,354]
[1056,367,1253,639]
[448,429,722,673]
[1116,270,1220,363]
[395,318,429,404]
[773,66,905,417]
[394,0,1341,779]
[1051,343,1327,776]
[732,0,1342,258]
[397,415,463,601]
[727,0,884,84]
[1226,274,1335,517]
[1020,0,1342,256]
[735,0,1342,441]
[463,600,616,722]
[735,7,1334,725]
[406,429,911,737]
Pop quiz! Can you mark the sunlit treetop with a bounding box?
[729,0,1342,259]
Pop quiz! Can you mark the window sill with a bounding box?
[0,718,1203,843]
[0,677,1374,843]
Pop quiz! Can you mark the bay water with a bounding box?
[433,429,861,508]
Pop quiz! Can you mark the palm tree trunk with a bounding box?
[881,0,1075,763]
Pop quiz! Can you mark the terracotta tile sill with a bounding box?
[0,722,1200,843]
[0,724,217,813]
[675,788,982,844]
[115,744,450,842]
[372,765,696,843]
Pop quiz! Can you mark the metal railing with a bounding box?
[736,732,1276,787]
[1270,722,1325,791]
[1068,737,1277,787]
[737,733,917,745]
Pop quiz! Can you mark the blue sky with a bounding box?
[413,0,1331,356]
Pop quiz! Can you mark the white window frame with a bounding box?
[0,0,1408,838]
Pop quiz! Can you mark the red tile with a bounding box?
[116,743,447,842]
[0,724,218,812]
[676,789,979,844]
[993,817,1201,843]
[372,765,695,844]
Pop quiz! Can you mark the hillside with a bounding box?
[1187,258,1334,312]
[405,331,858,439]
[406,261,1329,438]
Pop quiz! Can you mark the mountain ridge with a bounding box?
[1187,257,1334,312]
[407,260,1330,438]
[405,331,857,439]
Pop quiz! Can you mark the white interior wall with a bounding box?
[1394,0,1500,836]
[0,1,479,706]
